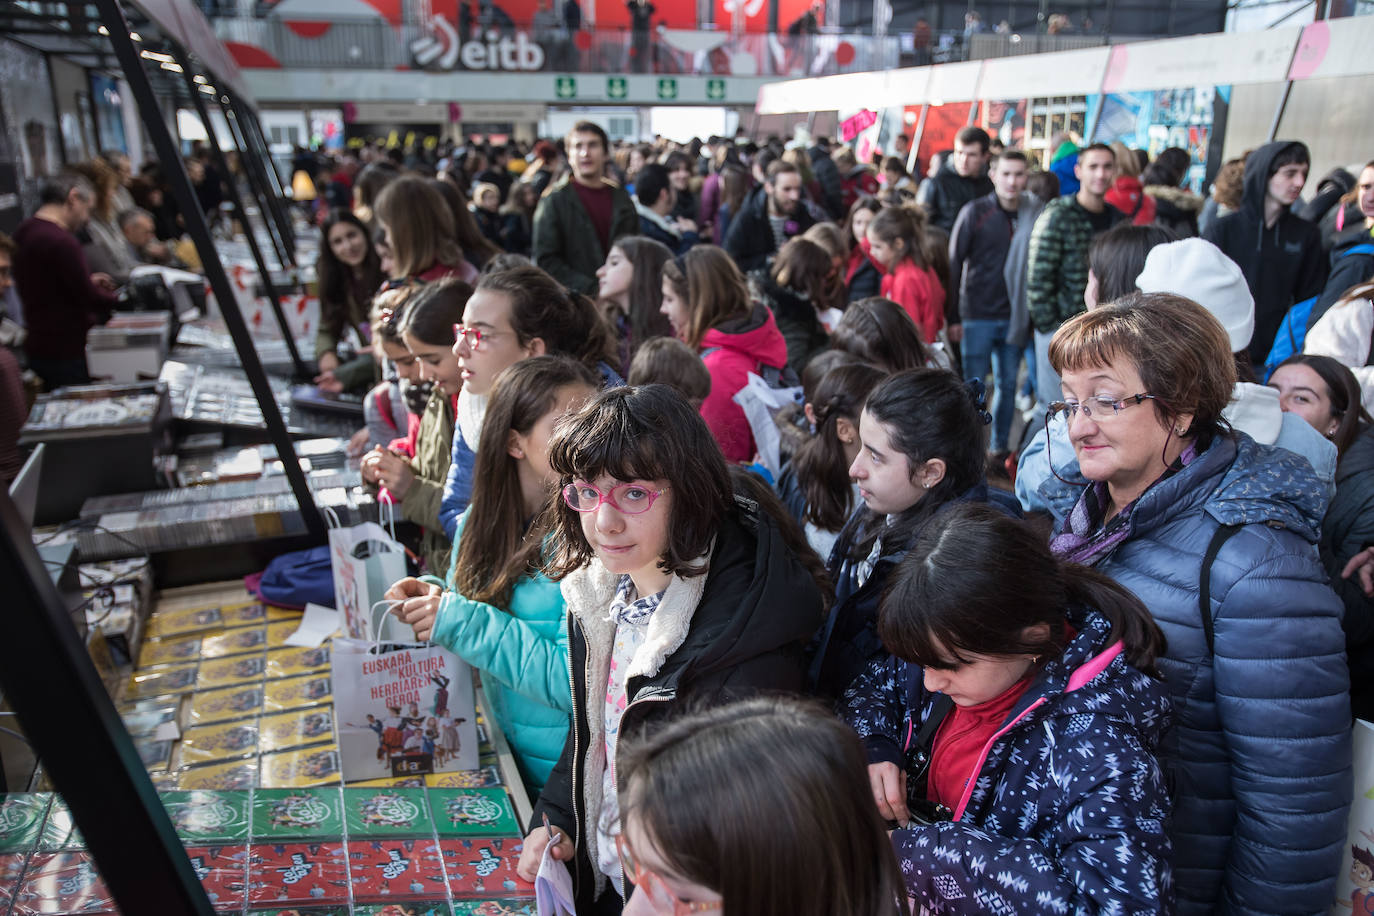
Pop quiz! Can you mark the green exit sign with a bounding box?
[656,77,678,100]
[607,76,628,99]
[554,75,577,99]
[706,77,726,100]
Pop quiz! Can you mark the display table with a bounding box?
[0,581,538,915]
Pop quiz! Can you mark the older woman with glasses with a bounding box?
[1046,291,1351,916]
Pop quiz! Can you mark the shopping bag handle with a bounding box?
[377,490,398,541]
[322,504,342,530]
[370,597,405,645]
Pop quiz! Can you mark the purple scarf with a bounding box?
[1051,441,1199,567]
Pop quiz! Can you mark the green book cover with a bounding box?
[343,787,434,837]
[160,790,250,842]
[250,787,344,839]
[0,793,50,852]
[429,788,518,838]
[38,797,83,850]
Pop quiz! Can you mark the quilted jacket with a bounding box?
[1026,195,1125,333]
[841,604,1174,914]
[1054,432,1352,915]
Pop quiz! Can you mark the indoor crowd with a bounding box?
[5,119,1374,916]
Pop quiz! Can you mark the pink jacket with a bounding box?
[698,303,789,462]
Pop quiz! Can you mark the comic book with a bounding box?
[161,790,251,843]
[190,684,268,725]
[198,653,268,689]
[266,645,331,679]
[250,788,343,840]
[179,720,262,766]
[450,901,538,916]
[425,767,503,789]
[0,794,50,852]
[259,746,343,789]
[176,759,260,791]
[259,708,336,753]
[348,838,449,902]
[264,675,333,712]
[127,662,199,699]
[201,626,269,659]
[246,841,350,906]
[334,641,478,782]
[342,789,434,838]
[144,605,223,640]
[137,634,203,668]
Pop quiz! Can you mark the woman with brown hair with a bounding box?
[660,245,788,461]
[373,175,477,284]
[1046,291,1350,915]
[615,696,908,916]
[386,356,597,793]
[595,235,674,376]
[749,236,833,374]
[429,177,501,271]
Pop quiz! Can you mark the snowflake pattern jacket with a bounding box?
[841,604,1174,914]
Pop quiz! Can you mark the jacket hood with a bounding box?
[1009,604,1171,750]
[1143,184,1205,212]
[1337,423,1374,486]
[634,200,681,239]
[755,274,815,322]
[1221,382,1282,445]
[1240,140,1305,221]
[1133,432,1327,543]
[1051,140,1079,164]
[701,301,789,367]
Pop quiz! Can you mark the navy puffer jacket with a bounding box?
[841,604,1174,913]
[1071,432,1352,916]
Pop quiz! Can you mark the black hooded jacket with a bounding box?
[924,160,993,232]
[530,495,823,909]
[1202,141,1328,365]
[1320,422,1374,720]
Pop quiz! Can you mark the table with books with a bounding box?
[0,584,538,916]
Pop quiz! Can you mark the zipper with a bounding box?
[612,686,676,899]
[565,611,583,899]
[952,696,1046,821]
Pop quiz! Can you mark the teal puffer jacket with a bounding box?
[424,511,572,793]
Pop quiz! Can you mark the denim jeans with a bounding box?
[961,319,1021,453]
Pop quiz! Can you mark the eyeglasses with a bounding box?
[561,482,667,515]
[1047,393,1157,424]
[451,323,503,351]
[615,834,722,915]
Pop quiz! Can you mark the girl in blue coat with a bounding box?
[842,503,1174,914]
[387,356,599,793]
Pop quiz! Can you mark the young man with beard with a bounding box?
[1025,143,1124,407]
[532,122,638,296]
[722,159,814,273]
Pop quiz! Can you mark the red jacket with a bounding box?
[698,303,788,463]
[1104,176,1157,226]
[878,257,946,345]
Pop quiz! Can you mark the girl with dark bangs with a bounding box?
[514,384,825,914]
[807,367,1019,700]
[841,503,1173,914]
[615,696,909,916]
[385,356,598,794]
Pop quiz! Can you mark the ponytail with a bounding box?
[1061,564,1165,676]
[867,204,931,271]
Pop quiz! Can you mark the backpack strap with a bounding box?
[1198,523,1243,655]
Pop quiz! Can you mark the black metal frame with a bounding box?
[0,487,215,915]
[90,0,326,541]
[170,44,307,376]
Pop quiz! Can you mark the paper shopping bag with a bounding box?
[328,519,407,641]
[1329,719,1374,914]
[333,636,479,783]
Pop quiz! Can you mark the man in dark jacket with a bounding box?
[722,160,814,273]
[923,125,994,232]
[949,150,1029,458]
[807,137,844,220]
[532,121,638,296]
[1202,140,1327,368]
[634,163,699,256]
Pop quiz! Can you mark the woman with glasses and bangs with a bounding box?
[615,695,909,916]
[513,384,826,915]
[1046,292,1350,916]
[841,504,1171,914]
